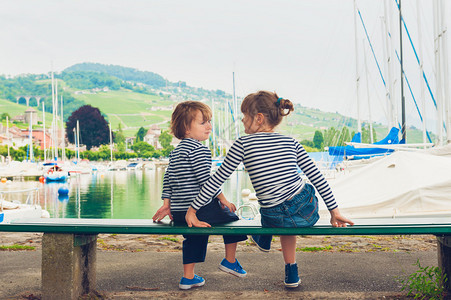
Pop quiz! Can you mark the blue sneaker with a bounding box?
[218,258,247,277]
[284,263,300,288]
[250,235,272,252]
[179,274,205,290]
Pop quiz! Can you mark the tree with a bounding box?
[313,130,324,149]
[66,105,110,150]
[300,139,314,148]
[131,141,155,156]
[136,127,146,142]
[337,127,351,147]
[323,127,339,147]
[361,124,377,144]
[159,130,173,149]
[1,113,11,121]
[114,123,125,144]
[161,146,174,157]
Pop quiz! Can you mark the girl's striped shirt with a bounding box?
[162,138,220,212]
[192,132,337,211]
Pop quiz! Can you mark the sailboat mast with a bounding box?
[233,72,238,139]
[353,0,362,133]
[51,70,55,160]
[28,112,33,162]
[76,120,80,162]
[6,116,10,161]
[55,79,59,161]
[433,0,444,145]
[61,94,65,161]
[362,39,374,143]
[383,0,396,130]
[416,0,427,146]
[43,102,46,160]
[211,98,216,156]
[109,122,113,163]
[399,0,406,141]
[440,0,450,143]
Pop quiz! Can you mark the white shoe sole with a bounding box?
[179,280,205,290]
[218,265,247,278]
[284,279,301,288]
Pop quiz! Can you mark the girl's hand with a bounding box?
[152,199,173,222]
[219,198,236,212]
[329,208,354,227]
[186,207,211,228]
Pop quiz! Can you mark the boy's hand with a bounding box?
[186,207,211,227]
[219,198,236,213]
[152,199,173,222]
[329,208,354,227]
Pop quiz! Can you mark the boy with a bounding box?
[152,101,247,289]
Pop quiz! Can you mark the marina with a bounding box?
[0,166,252,220]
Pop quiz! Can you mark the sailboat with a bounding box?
[319,1,451,220]
[44,74,68,182]
[328,127,402,160]
[0,188,50,224]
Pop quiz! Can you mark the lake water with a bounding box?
[1,168,253,220]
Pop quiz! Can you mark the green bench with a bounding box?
[1,216,451,299]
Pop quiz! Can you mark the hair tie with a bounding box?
[276,97,282,107]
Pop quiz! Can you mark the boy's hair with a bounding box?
[241,90,294,128]
[170,101,212,139]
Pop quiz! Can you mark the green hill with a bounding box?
[0,63,431,145]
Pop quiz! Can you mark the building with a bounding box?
[11,107,41,125]
[144,125,162,149]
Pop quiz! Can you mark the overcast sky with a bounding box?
[0,0,449,131]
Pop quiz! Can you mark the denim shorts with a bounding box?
[260,183,320,228]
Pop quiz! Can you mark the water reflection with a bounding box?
[0,169,253,219]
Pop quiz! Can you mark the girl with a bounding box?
[186,91,354,288]
[152,101,247,290]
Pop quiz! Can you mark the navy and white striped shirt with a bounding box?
[162,138,221,212]
[193,132,337,210]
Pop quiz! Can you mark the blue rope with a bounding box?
[358,9,386,87]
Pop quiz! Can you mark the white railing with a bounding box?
[0,188,40,212]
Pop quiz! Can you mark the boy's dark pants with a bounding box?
[172,199,247,264]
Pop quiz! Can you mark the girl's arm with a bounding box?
[186,139,245,227]
[190,146,221,199]
[217,192,236,212]
[295,141,337,210]
[161,169,172,200]
[329,208,354,227]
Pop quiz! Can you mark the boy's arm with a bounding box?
[152,198,173,222]
[161,167,172,200]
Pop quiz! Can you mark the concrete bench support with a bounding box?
[42,233,97,300]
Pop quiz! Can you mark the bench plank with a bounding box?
[1,217,451,235]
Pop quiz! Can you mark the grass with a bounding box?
[296,245,333,252]
[0,98,59,126]
[75,90,161,114]
[398,259,448,299]
[0,244,35,251]
[158,236,179,242]
[1,81,431,143]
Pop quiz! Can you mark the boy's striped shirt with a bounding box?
[193,132,337,210]
[162,138,220,212]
